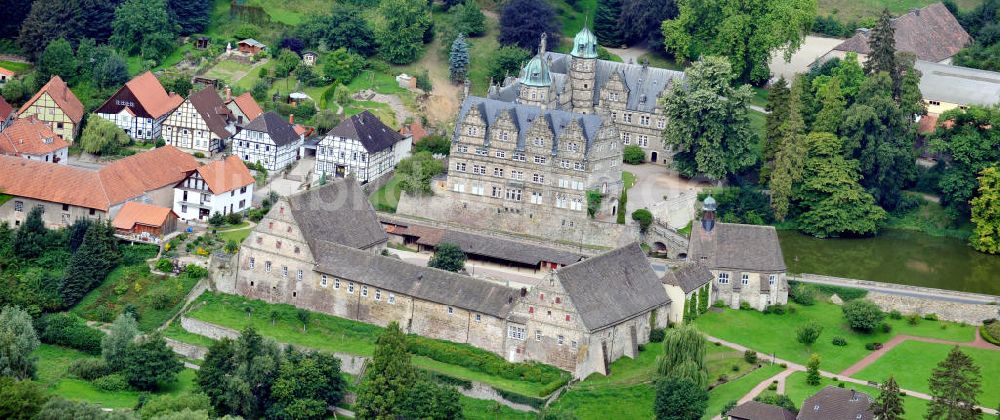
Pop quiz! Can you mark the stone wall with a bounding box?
[866,292,1000,325]
[361,169,396,196]
[165,337,208,360]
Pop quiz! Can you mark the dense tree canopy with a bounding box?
[17,0,123,57]
[375,0,432,64]
[355,322,417,419]
[296,4,378,57]
[111,0,176,61]
[61,221,120,307]
[970,166,1000,254]
[653,377,708,419]
[661,0,816,85]
[37,39,77,81]
[619,0,677,50]
[768,77,808,221]
[497,0,561,52]
[167,0,211,35]
[656,326,708,388]
[487,46,531,82]
[930,105,1000,215]
[397,151,445,195]
[660,56,757,180]
[0,377,49,420]
[428,242,467,272]
[102,313,139,373]
[270,348,347,419]
[0,0,34,39]
[197,327,282,418]
[595,0,624,47]
[123,333,182,391]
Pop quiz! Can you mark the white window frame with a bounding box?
[718,272,730,284]
[508,325,526,340]
[768,274,776,286]
[265,261,271,272]
[334,278,341,289]
[741,273,749,286]
[375,289,382,301]
[321,275,328,287]
[248,257,255,269]
[362,285,368,297]
[348,282,355,294]
[388,293,396,304]
[447,306,454,315]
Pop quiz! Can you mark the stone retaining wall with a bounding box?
[866,292,1000,325]
[166,338,208,360]
[459,382,538,412]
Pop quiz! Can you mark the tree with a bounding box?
[17,0,123,58]
[139,393,211,419]
[270,348,347,420]
[453,0,486,37]
[865,9,898,83]
[796,322,823,348]
[355,322,417,419]
[623,145,645,164]
[208,212,225,227]
[0,306,40,380]
[375,0,432,65]
[398,377,463,420]
[795,132,886,238]
[812,76,847,134]
[13,206,46,259]
[62,221,120,306]
[871,376,905,420]
[632,209,654,234]
[428,242,466,272]
[397,151,444,195]
[762,76,790,179]
[595,0,624,46]
[806,353,821,385]
[111,0,176,61]
[487,46,531,82]
[296,309,311,333]
[656,326,708,388]
[841,299,885,332]
[322,48,364,85]
[586,190,604,219]
[768,76,808,221]
[842,72,916,211]
[660,56,757,180]
[35,397,135,420]
[971,166,1000,254]
[754,393,797,412]
[928,346,982,420]
[449,33,470,82]
[123,333,182,391]
[930,105,1000,216]
[0,377,49,420]
[37,38,77,80]
[102,313,139,372]
[413,135,451,156]
[653,377,708,420]
[196,327,281,418]
[195,338,235,414]
[167,0,211,35]
[0,0,33,39]
[620,0,678,50]
[498,0,561,51]
[302,4,377,57]
[79,117,131,155]
[661,0,816,85]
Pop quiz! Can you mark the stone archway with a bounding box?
[653,242,668,254]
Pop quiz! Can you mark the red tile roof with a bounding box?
[18,76,85,124]
[399,120,429,143]
[0,155,109,210]
[124,71,184,119]
[229,92,263,121]
[99,145,201,205]
[834,3,971,63]
[0,116,69,156]
[196,155,255,194]
[0,68,13,77]
[113,201,176,230]
[0,96,13,120]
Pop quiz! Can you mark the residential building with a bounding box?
[173,155,255,221]
[798,387,874,420]
[826,3,971,64]
[0,146,199,227]
[488,31,685,164]
[229,179,668,378]
[225,91,264,127]
[660,263,714,324]
[0,116,69,164]
[238,39,266,55]
[0,67,13,84]
[914,60,1000,115]
[233,111,302,171]
[687,197,789,311]
[726,401,797,420]
[95,71,184,140]
[112,201,178,243]
[17,75,84,142]
[0,96,16,131]
[162,86,235,154]
[315,111,410,183]
[399,120,428,143]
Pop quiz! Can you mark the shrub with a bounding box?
[649,328,665,343]
[838,382,846,388]
[831,337,847,346]
[68,358,109,380]
[731,364,740,372]
[842,300,885,332]
[889,310,903,320]
[744,350,758,364]
[864,342,883,351]
[631,209,653,234]
[93,374,130,391]
[764,305,787,315]
[184,264,209,279]
[36,313,104,355]
[192,152,205,158]
[225,212,243,225]
[145,289,174,310]
[790,284,817,306]
[980,322,1000,346]
[155,258,173,272]
[623,145,645,164]
[208,212,225,227]
[907,314,920,325]
[880,323,892,333]
[714,300,726,308]
[923,313,938,321]
[739,301,752,310]
[494,387,546,409]
[810,283,867,301]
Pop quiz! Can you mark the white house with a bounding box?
[173,155,255,221]
[660,263,714,324]
[315,111,411,183]
[225,90,264,127]
[233,111,302,171]
[0,116,70,164]
[162,86,235,154]
[95,71,183,141]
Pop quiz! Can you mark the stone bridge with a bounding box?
[644,222,690,259]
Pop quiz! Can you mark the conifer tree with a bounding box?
[928,346,982,419]
[355,322,417,419]
[167,0,211,35]
[14,206,47,259]
[61,221,119,306]
[812,77,846,134]
[871,376,905,420]
[762,76,790,181]
[806,353,821,385]
[865,9,898,79]
[449,33,470,82]
[595,0,624,46]
[769,76,808,221]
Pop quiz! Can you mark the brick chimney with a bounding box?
[289,114,294,124]
[224,85,232,102]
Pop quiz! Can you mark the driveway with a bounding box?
[625,164,712,227]
[768,35,844,82]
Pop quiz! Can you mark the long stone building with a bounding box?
[229,179,670,378]
[488,30,684,165]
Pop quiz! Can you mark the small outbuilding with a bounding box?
[113,201,179,243]
[237,39,266,55]
[302,51,318,66]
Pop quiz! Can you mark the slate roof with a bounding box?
[915,60,1000,107]
[313,240,517,318]
[554,242,670,331]
[196,155,254,194]
[19,76,84,123]
[121,71,183,118]
[0,116,69,156]
[113,202,175,230]
[688,223,786,273]
[833,3,971,63]
[798,387,874,420]
[453,96,606,156]
[327,111,404,153]
[661,263,713,294]
[187,87,234,139]
[286,178,388,251]
[726,401,797,420]
[244,111,301,147]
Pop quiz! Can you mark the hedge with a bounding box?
[36,312,104,355]
[788,281,867,301]
[981,321,1000,347]
[407,335,567,390]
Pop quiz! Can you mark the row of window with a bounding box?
[507,325,578,348]
[717,273,778,286]
[621,132,650,147]
[609,111,666,129]
[316,146,369,162]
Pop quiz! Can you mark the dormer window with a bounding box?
[499,131,509,141]
[533,137,544,147]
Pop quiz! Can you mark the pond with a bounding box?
[778,229,1000,296]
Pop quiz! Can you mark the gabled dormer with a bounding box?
[555,118,586,160]
[491,109,518,152]
[456,104,487,149]
[524,115,554,157]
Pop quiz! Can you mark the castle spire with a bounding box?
[539,32,547,56]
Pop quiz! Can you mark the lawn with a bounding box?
[703,364,785,420]
[370,174,403,212]
[184,292,568,397]
[460,395,535,420]
[548,0,598,37]
[751,87,769,109]
[853,341,1000,409]
[638,53,685,71]
[749,110,767,139]
[817,0,983,22]
[204,60,257,86]
[466,16,502,97]
[0,60,32,73]
[34,344,197,409]
[163,321,217,348]
[218,226,253,244]
[622,171,636,190]
[780,371,929,419]
[692,299,976,373]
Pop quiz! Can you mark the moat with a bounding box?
[778,229,1000,296]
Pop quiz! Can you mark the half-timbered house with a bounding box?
[173,155,255,221]
[95,71,183,141]
[225,91,264,127]
[233,111,302,171]
[162,87,235,154]
[17,75,84,142]
[315,111,410,183]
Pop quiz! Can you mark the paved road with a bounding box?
[792,275,1000,305]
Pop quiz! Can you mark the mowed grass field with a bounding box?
[779,371,930,419]
[817,0,983,21]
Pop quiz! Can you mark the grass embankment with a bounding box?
[853,340,1000,409]
[702,364,785,420]
[817,0,982,21]
[693,298,975,373]
[182,292,569,397]
[885,192,973,239]
[371,174,403,212]
[460,395,536,420]
[0,60,32,73]
[548,0,597,36]
[34,344,197,409]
